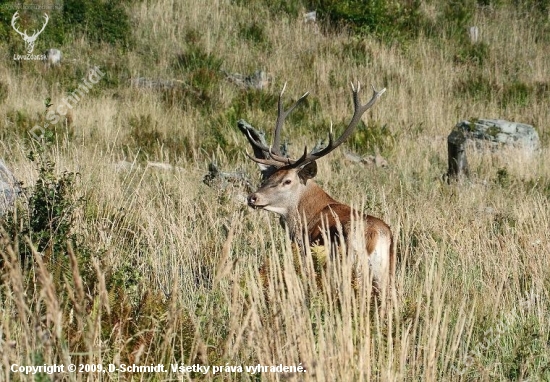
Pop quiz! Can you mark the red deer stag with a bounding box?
[245,82,394,295]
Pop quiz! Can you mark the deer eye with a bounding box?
[283,179,292,185]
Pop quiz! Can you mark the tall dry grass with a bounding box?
[1,0,549,381]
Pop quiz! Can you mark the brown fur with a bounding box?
[249,171,394,292]
[287,181,391,254]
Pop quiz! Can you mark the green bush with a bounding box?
[225,90,279,128]
[27,152,80,256]
[174,46,224,74]
[0,150,82,270]
[310,0,429,42]
[63,0,132,47]
[349,120,396,156]
[501,81,533,108]
[168,46,224,111]
[439,0,476,42]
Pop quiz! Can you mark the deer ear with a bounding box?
[298,161,317,182]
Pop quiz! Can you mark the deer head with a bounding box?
[11,12,49,54]
[246,82,386,217]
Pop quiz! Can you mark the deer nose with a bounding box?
[247,193,258,206]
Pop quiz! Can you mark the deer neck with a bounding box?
[283,180,337,241]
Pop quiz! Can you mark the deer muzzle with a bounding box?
[247,193,260,207]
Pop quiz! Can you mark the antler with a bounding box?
[11,12,26,38]
[290,82,386,168]
[245,82,386,169]
[246,83,309,167]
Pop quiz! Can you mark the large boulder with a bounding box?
[455,119,540,153]
[0,160,20,216]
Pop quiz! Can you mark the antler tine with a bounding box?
[244,84,309,167]
[272,84,309,157]
[291,82,386,168]
[246,150,292,167]
[245,129,293,165]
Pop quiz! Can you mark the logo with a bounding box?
[11,11,48,54]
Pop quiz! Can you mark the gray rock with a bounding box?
[456,119,540,153]
[468,26,480,43]
[44,48,62,67]
[344,151,388,168]
[224,70,271,90]
[0,160,20,216]
[129,77,184,90]
[304,11,317,23]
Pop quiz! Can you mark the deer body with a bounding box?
[244,81,394,293]
[248,163,394,290]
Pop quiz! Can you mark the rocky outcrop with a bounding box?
[455,119,540,153]
[447,119,540,182]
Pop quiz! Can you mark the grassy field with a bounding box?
[1,0,550,380]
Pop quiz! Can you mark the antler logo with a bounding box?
[11,12,49,54]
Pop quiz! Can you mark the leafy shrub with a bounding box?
[495,167,511,188]
[161,83,214,111]
[93,59,130,90]
[127,114,161,155]
[310,0,429,42]
[0,155,195,366]
[63,0,132,47]
[174,46,224,73]
[1,109,35,141]
[439,0,476,41]
[501,81,533,108]
[288,96,323,129]
[0,150,82,270]
[225,90,279,128]
[3,97,75,145]
[206,89,317,160]
[349,120,396,156]
[26,152,80,256]
[224,89,323,143]
[455,73,537,107]
[169,46,224,111]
